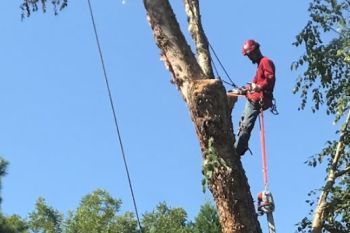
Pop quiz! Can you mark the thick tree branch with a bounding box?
[144,0,204,103]
[183,0,214,78]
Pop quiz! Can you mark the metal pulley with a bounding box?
[257,190,275,215]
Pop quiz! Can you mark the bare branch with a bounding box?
[183,0,213,78]
[335,166,350,177]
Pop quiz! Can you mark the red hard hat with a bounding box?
[242,39,260,56]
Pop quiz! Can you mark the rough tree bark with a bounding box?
[143,1,262,232]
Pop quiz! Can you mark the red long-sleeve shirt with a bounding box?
[246,56,275,108]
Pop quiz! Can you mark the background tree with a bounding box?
[111,212,139,233]
[0,156,221,233]
[65,189,138,233]
[193,202,221,233]
[292,0,350,232]
[0,158,29,233]
[142,202,192,233]
[27,192,221,233]
[28,197,64,233]
[20,1,263,232]
[0,214,29,233]
[0,157,9,209]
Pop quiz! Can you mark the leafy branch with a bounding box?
[201,137,231,193]
[20,0,68,19]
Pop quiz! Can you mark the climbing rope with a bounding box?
[86,1,143,232]
[259,110,269,190]
[211,58,236,87]
[208,42,238,88]
[258,110,276,233]
[186,5,237,88]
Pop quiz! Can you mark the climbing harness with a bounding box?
[257,109,276,233]
[87,1,143,232]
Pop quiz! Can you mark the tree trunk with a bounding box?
[143,1,262,232]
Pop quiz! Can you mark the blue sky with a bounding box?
[0,0,338,232]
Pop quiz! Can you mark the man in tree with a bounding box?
[229,39,276,156]
[21,1,268,231]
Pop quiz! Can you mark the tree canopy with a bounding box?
[293,0,350,232]
[0,189,220,233]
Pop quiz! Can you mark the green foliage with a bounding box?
[65,189,130,233]
[325,184,350,233]
[0,157,9,206]
[29,197,63,233]
[112,212,139,233]
[0,160,29,233]
[298,120,350,232]
[202,137,231,193]
[0,158,9,177]
[142,202,192,233]
[192,202,221,233]
[299,183,350,233]
[2,170,138,233]
[0,214,29,233]
[26,189,138,233]
[292,0,350,120]
[0,186,223,233]
[20,0,68,19]
[293,1,350,232]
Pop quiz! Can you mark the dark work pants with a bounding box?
[235,101,260,155]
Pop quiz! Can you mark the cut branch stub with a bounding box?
[188,79,235,155]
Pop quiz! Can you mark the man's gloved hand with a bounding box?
[247,83,261,92]
[229,87,247,95]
